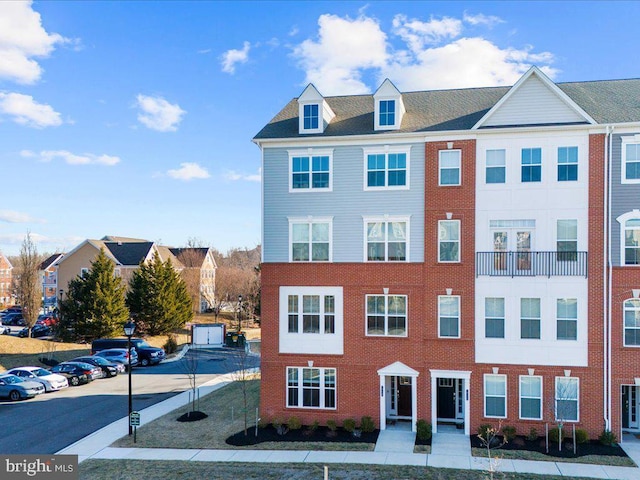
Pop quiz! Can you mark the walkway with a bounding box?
[58,376,640,479]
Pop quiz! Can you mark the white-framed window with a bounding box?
[439,150,461,186]
[288,149,333,192]
[520,298,541,339]
[624,219,640,265]
[521,147,542,182]
[289,217,332,262]
[366,294,407,336]
[557,298,577,341]
[438,220,460,262]
[555,377,579,422]
[520,375,542,420]
[303,104,319,130]
[484,374,506,418]
[486,149,506,184]
[379,99,396,127]
[622,137,640,183]
[557,146,578,181]
[557,219,578,261]
[485,297,505,339]
[287,367,336,409]
[438,295,460,338]
[114,268,121,277]
[364,216,409,262]
[363,147,410,190]
[287,294,335,334]
[624,298,640,346]
[80,267,89,277]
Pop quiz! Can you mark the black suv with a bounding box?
[91,338,165,366]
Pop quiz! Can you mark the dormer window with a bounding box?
[297,84,335,135]
[373,79,405,131]
[379,100,395,127]
[303,104,319,130]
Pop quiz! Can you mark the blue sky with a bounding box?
[1,1,639,256]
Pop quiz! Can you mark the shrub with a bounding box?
[549,427,563,443]
[360,416,375,433]
[343,418,357,433]
[526,427,538,442]
[416,419,432,441]
[287,416,302,431]
[599,429,617,446]
[308,420,319,432]
[501,425,517,442]
[575,428,588,444]
[163,334,178,354]
[326,419,337,432]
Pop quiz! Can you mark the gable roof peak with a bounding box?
[298,83,324,102]
[374,78,401,97]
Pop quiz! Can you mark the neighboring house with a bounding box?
[57,237,216,313]
[253,66,640,442]
[170,247,217,313]
[0,251,13,306]
[39,253,64,310]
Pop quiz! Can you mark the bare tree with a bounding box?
[175,248,206,314]
[227,346,259,436]
[16,233,42,336]
[477,422,507,480]
[180,346,202,417]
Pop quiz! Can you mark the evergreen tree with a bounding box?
[58,248,129,341]
[127,252,193,335]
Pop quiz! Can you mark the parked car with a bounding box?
[71,356,120,377]
[1,313,26,326]
[0,374,45,400]
[50,362,100,386]
[0,324,10,335]
[91,338,165,366]
[36,315,57,327]
[1,306,22,315]
[17,324,52,338]
[6,366,68,392]
[93,348,138,370]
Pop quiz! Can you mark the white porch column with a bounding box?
[411,377,418,432]
[464,378,470,436]
[431,375,438,434]
[379,374,386,431]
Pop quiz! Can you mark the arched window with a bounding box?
[624,298,640,346]
[617,211,640,265]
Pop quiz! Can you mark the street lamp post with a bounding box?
[237,294,243,332]
[124,319,136,436]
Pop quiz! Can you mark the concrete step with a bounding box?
[374,430,416,453]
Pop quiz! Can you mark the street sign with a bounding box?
[129,411,140,427]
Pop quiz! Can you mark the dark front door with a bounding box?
[437,378,456,420]
[397,377,411,416]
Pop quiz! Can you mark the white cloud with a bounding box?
[136,94,186,132]
[23,149,120,166]
[293,12,556,94]
[293,14,388,95]
[167,162,210,181]
[0,92,62,128]
[0,1,71,84]
[225,169,261,183]
[221,41,250,74]
[0,210,42,224]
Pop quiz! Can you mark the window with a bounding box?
[520,376,542,420]
[80,267,89,277]
[521,148,542,182]
[438,295,460,338]
[379,100,395,126]
[555,377,579,422]
[287,367,336,409]
[365,217,408,261]
[438,220,460,262]
[624,219,640,265]
[557,298,577,341]
[287,293,335,335]
[623,141,640,182]
[366,294,407,336]
[557,146,578,181]
[364,148,409,189]
[486,149,506,184]
[289,150,332,191]
[557,219,578,261]
[520,298,541,339]
[303,104,319,130]
[439,150,461,186]
[485,297,505,338]
[290,218,331,262]
[624,298,640,346]
[484,374,506,418]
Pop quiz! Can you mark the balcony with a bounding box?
[476,251,588,278]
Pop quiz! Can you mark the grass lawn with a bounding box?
[0,335,91,370]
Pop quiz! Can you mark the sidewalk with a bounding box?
[58,375,640,479]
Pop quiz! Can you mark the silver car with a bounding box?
[6,367,69,392]
[0,374,45,400]
[94,348,138,371]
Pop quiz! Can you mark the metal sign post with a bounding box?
[130,411,141,443]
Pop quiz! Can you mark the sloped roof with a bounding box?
[39,253,64,271]
[254,78,640,140]
[103,242,154,266]
[101,235,149,243]
[169,247,210,268]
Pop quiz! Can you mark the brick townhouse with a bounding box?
[253,66,640,442]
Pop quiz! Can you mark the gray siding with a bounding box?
[263,144,425,263]
[610,133,640,265]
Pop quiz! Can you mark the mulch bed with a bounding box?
[470,434,628,459]
[226,425,379,446]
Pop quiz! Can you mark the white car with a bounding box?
[6,366,69,392]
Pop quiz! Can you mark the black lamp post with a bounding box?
[237,294,243,332]
[123,319,136,435]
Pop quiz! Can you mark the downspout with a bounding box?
[603,125,614,431]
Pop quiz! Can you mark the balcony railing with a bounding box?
[476,251,588,278]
